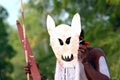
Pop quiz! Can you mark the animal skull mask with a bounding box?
[47,13,81,67]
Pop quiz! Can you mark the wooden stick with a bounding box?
[20,0,30,80]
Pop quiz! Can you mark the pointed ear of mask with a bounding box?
[47,15,55,35]
[71,13,81,35]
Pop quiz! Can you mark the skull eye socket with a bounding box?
[58,38,64,45]
[66,37,71,44]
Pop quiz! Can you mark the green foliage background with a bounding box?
[0,6,15,80]
[0,0,120,80]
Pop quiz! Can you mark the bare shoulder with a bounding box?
[87,47,106,60]
[87,48,108,71]
[94,48,106,56]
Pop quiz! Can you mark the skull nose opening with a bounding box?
[61,54,74,62]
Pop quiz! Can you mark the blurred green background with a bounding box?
[0,0,120,80]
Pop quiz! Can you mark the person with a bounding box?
[24,29,111,80]
[78,29,111,80]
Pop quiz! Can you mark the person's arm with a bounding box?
[79,45,111,80]
[83,61,110,80]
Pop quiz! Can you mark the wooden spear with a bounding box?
[20,0,30,80]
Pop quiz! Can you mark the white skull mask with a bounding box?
[47,13,81,67]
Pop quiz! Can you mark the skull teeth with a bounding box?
[61,54,73,62]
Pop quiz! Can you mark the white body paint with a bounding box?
[99,56,110,78]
